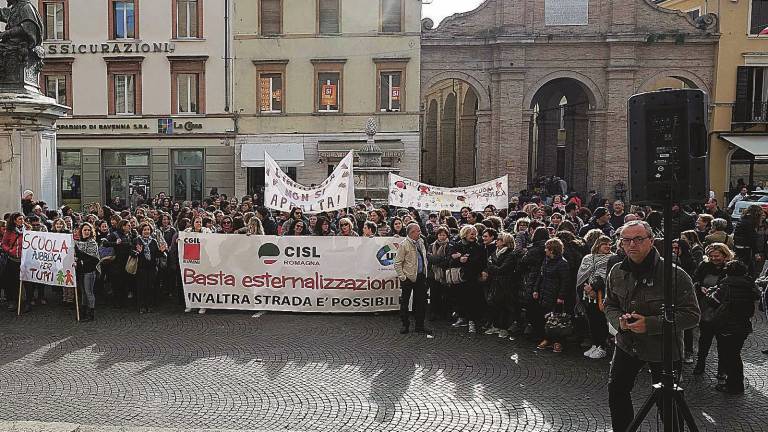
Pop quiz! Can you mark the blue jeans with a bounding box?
[81,271,96,308]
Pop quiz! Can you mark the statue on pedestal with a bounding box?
[0,0,45,93]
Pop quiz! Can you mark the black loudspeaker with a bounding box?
[627,88,709,204]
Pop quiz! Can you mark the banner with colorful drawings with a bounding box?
[20,231,77,288]
[264,150,355,214]
[388,174,509,211]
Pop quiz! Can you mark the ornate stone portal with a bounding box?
[0,0,67,211]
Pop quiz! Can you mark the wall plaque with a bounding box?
[545,0,589,26]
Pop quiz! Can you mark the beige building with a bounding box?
[36,0,234,209]
[660,0,768,202]
[232,0,421,198]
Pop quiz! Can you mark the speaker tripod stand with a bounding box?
[625,193,699,432]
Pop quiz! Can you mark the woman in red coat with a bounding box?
[2,213,25,312]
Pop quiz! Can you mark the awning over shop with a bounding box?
[241,143,305,168]
[722,135,768,157]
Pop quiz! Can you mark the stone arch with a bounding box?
[422,99,439,185]
[439,93,458,186]
[637,69,710,95]
[523,71,605,110]
[422,70,490,111]
[457,90,478,186]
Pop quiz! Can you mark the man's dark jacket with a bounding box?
[605,251,700,363]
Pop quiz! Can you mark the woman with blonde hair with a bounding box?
[692,242,734,376]
[576,235,616,359]
[447,225,485,333]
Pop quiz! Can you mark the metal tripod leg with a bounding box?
[626,384,663,432]
[672,387,700,432]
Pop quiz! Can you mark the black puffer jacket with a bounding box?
[707,275,759,335]
[693,261,726,323]
[520,240,546,303]
[448,239,485,282]
[485,248,522,303]
[535,255,570,311]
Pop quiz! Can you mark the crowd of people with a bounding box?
[1,189,766,404]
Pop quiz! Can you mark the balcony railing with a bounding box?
[732,100,768,124]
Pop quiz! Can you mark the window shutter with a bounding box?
[734,66,752,123]
[319,0,340,34]
[381,0,401,32]
[261,0,281,35]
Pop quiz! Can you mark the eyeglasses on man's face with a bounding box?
[620,236,650,246]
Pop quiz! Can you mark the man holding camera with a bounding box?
[605,220,700,432]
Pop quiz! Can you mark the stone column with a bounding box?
[491,69,525,192]
[586,110,608,195]
[0,93,67,212]
[604,67,636,198]
[475,109,492,182]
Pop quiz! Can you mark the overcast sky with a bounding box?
[422,0,486,26]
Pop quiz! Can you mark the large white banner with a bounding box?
[264,150,355,214]
[179,233,404,313]
[20,231,77,288]
[388,174,509,211]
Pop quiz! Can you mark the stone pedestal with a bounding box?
[0,92,67,212]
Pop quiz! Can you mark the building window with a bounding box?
[177,74,199,113]
[174,0,202,38]
[379,71,402,112]
[45,75,67,105]
[41,59,73,112]
[734,66,768,123]
[317,72,340,112]
[260,0,282,36]
[110,0,137,39]
[751,0,768,35]
[107,58,142,115]
[114,74,136,114]
[380,0,402,33]
[103,150,150,207]
[42,0,68,40]
[318,0,340,34]
[259,74,283,113]
[170,57,206,114]
[375,59,407,112]
[173,150,204,202]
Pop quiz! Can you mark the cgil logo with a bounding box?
[183,237,201,263]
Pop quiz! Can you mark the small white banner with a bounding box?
[179,233,403,313]
[388,174,509,211]
[264,150,355,214]
[20,231,77,288]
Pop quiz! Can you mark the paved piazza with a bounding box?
[0,306,766,432]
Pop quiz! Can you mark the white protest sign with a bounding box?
[388,174,509,211]
[20,231,77,288]
[179,233,403,313]
[264,150,355,214]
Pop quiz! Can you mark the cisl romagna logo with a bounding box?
[183,237,201,264]
[259,243,280,265]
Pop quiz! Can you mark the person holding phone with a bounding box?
[604,221,700,432]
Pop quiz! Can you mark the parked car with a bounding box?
[731,193,768,221]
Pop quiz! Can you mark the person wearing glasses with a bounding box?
[604,220,700,432]
[336,218,358,237]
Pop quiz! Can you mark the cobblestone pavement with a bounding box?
[0,304,766,432]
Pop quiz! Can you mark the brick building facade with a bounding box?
[421,0,719,199]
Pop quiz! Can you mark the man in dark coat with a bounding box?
[604,220,700,432]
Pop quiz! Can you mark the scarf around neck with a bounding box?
[75,237,99,260]
[139,236,153,260]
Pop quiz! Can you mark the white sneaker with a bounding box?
[584,345,598,357]
[484,326,500,335]
[198,308,207,314]
[451,318,467,327]
[184,308,192,313]
[588,346,608,359]
[497,329,509,338]
[468,321,476,333]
